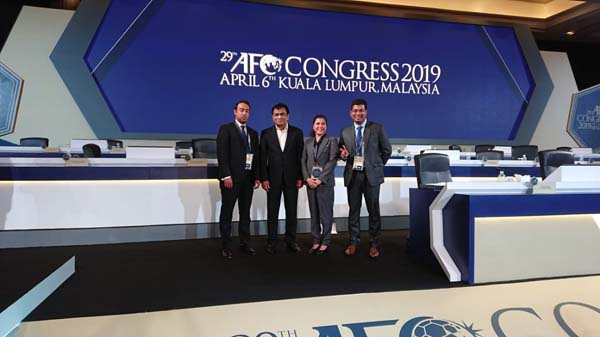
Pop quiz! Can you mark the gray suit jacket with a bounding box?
[338,121,392,186]
[301,135,339,186]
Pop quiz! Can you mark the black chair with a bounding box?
[448,144,462,151]
[511,145,539,160]
[474,144,494,153]
[175,141,193,150]
[106,139,123,149]
[82,143,102,158]
[414,153,452,188]
[539,150,574,179]
[192,138,217,159]
[476,150,504,160]
[20,137,49,148]
[556,146,572,151]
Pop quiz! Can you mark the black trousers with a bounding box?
[347,170,382,246]
[266,185,298,244]
[219,179,253,249]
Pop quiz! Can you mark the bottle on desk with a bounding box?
[497,170,506,182]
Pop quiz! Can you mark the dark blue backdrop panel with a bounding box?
[84,0,534,140]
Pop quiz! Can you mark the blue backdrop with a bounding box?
[84,0,534,140]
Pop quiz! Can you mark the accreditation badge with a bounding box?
[245,153,253,170]
[353,156,364,171]
[311,166,323,179]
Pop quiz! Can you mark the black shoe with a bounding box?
[308,245,320,255]
[264,243,276,255]
[240,245,256,255]
[221,248,232,259]
[316,246,329,256]
[287,241,301,253]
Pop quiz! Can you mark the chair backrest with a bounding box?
[414,153,452,187]
[448,144,462,151]
[476,150,504,160]
[474,144,494,153]
[20,137,49,148]
[192,138,217,158]
[106,139,123,149]
[511,145,539,160]
[175,141,193,150]
[539,150,574,179]
[82,143,102,158]
[556,146,572,151]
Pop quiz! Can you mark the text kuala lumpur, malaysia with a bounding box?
[219,52,441,95]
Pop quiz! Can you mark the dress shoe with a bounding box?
[308,244,320,255]
[345,244,357,256]
[369,246,380,259]
[221,248,233,259]
[316,246,329,256]
[264,243,276,255]
[287,241,301,253]
[240,245,256,255]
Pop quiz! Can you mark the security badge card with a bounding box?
[245,153,253,170]
[353,155,364,171]
[311,166,323,179]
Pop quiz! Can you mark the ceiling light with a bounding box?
[566,31,575,36]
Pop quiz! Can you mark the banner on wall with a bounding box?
[83,0,536,140]
[568,83,600,152]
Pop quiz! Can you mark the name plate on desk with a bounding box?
[186,158,208,167]
[483,160,499,166]
[64,158,89,167]
[43,147,61,153]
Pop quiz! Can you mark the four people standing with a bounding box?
[216,98,391,258]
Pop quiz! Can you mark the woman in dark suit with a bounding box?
[301,115,339,255]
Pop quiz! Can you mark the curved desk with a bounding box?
[430,166,600,284]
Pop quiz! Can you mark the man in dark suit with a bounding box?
[260,103,304,254]
[216,100,261,259]
[339,98,392,258]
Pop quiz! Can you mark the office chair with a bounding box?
[474,144,494,153]
[106,139,123,149]
[20,137,49,148]
[192,138,217,159]
[82,143,102,158]
[556,146,572,151]
[414,153,452,188]
[175,141,193,150]
[448,144,462,151]
[538,150,574,179]
[476,150,504,160]
[511,145,539,160]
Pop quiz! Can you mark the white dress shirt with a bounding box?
[276,124,288,152]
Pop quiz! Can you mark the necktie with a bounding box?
[241,125,250,153]
[356,125,363,156]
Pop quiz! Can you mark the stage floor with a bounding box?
[2,230,599,336]
[14,276,600,337]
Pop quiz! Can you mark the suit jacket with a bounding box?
[301,135,338,186]
[338,121,392,186]
[216,122,259,183]
[260,125,304,187]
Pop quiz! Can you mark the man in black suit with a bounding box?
[260,103,304,254]
[339,98,392,258]
[216,100,261,259]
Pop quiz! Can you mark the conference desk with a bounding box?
[0,156,541,230]
[413,166,600,284]
[0,156,558,249]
